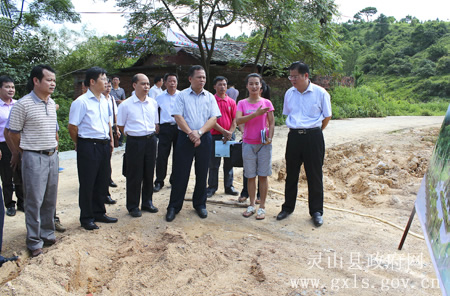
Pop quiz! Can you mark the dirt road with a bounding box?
[0,116,445,296]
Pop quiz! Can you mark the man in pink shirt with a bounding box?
[206,76,239,198]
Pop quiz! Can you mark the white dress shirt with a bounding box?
[69,89,111,139]
[148,85,163,100]
[155,90,179,124]
[283,82,332,129]
[117,94,158,136]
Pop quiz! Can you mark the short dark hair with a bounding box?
[154,76,163,84]
[288,61,310,75]
[0,75,14,88]
[84,66,107,87]
[245,73,262,85]
[213,76,228,85]
[27,65,56,92]
[163,73,178,82]
[131,74,139,84]
[111,75,120,80]
[260,80,271,100]
[188,65,205,77]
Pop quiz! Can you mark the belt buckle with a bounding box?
[48,151,54,156]
[298,129,306,135]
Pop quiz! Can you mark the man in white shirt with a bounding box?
[102,79,120,205]
[153,73,180,192]
[276,61,332,227]
[117,74,159,218]
[69,66,118,231]
[148,76,163,99]
[165,65,221,222]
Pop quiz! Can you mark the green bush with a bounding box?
[330,85,448,119]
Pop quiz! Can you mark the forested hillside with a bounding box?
[337,13,449,103]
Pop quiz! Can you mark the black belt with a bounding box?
[128,134,155,139]
[78,137,110,145]
[160,123,177,126]
[25,149,56,156]
[289,127,321,134]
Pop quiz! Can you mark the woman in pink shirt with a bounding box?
[236,73,275,220]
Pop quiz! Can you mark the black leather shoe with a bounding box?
[142,203,159,213]
[153,183,162,192]
[276,210,291,221]
[94,214,118,223]
[43,238,57,246]
[312,212,323,227]
[206,188,216,198]
[225,186,239,196]
[129,208,142,217]
[166,208,176,222]
[109,180,118,188]
[105,195,117,204]
[81,222,99,230]
[6,207,16,216]
[196,208,208,219]
[17,204,24,212]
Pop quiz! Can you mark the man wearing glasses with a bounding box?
[69,67,118,231]
[276,61,332,227]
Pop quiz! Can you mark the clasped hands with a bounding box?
[188,130,202,147]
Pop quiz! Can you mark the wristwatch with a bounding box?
[198,130,203,136]
[267,138,272,142]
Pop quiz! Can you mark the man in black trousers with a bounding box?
[153,73,180,192]
[277,61,332,227]
[165,65,221,222]
[117,73,159,218]
[68,67,118,230]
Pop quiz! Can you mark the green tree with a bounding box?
[359,7,377,22]
[117,0,250,86]
[243,0,341,75]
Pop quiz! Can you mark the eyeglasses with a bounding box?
[288,75,300,81]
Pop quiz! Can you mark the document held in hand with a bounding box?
[215,140,236,157]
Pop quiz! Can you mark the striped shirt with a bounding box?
[9,91,58,150]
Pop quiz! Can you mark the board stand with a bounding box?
[398,206,416,250]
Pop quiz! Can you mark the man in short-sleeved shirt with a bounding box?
[165,65,221,222]
[148,76,163,99]
[226,84,239,101]
[110,75,126,104]
[8,65,59,257]
[69,67,118,231]
[276,61,332,227]
[0,76,24,216]
[153,73,180,192]
[117,73,159,218]
[206,76,238,198]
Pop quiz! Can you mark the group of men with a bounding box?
[0,61,331,259]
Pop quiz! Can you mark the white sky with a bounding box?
[50,0,450,37]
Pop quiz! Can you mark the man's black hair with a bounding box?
[84,66,107,87]
[0,75,14,88]
[27,65,56,92]
[188,65,205,77]
[163,73,178,82]
[213,76,228,85]
[288,61,310,75]
[154,76,163,84]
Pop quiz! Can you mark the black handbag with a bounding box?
[231,141,243,167]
